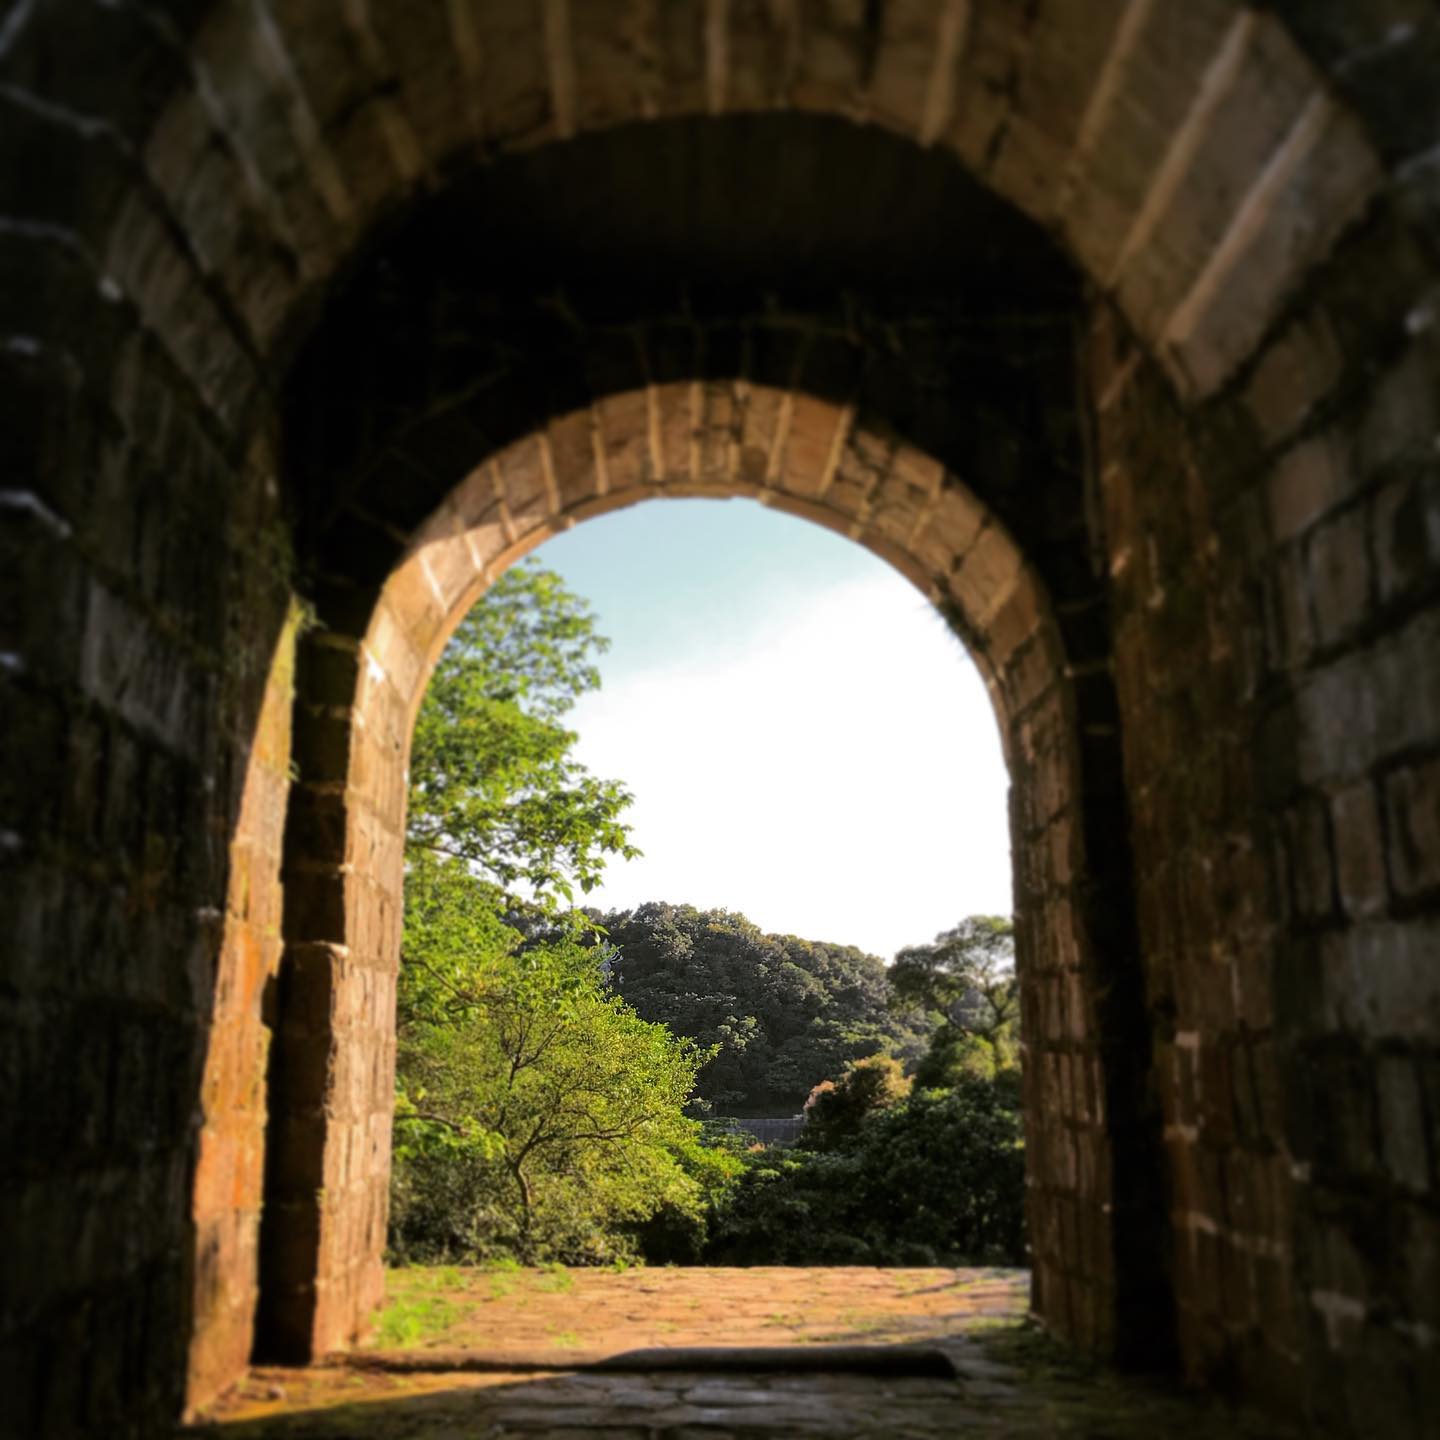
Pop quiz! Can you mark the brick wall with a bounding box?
[274,122,1158,1372]
[187,589,298,1411]
[1092,197,1440,1430]
[5,3,1440,1434]
[0,318,289,1431]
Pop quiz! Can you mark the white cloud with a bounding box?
[569,572,1012,959]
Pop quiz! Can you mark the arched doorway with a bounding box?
[8,5,1435,1434]
[211,114,1164,1406]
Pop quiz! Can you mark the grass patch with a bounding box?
[384,1263,469,1297]
[369,1293,471,1348]
[478,1255,523,1300]
[534,1262,574,1294]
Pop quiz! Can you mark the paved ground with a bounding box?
[184,1266,1296,1437]
[364,1264,1030,1358]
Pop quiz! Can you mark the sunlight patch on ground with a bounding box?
[181,1268,1298,1439]
[364,1264,1030,1359]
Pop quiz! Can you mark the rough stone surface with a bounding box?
[181,1268,1294,1439]
[1092,198,1440,1427]
[5,4,1440,1437]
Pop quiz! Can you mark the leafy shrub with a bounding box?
[799,1052,911,1151]
[627,1130,747,1264]
[390,936,721,1266]
[706,1079,1026,1266]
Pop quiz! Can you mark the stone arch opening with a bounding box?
[10,3,1440,1434]
[260,387,1129,1366]
[176,109,1171,1411]
[216,111,1169,1404]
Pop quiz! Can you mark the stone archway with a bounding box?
[234,109,1171,1406]
[179,106,1169,1408]
[261,387,1119,1375]
[7,4,1440,1436]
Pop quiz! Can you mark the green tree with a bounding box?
[800,1053,910,1152]
[891,916,1020,1088]
[391,938,724,1264]
[407,559,638,906]
[601,903,933,1114]
[889,915,1018,1041]
[392,561,726,1263]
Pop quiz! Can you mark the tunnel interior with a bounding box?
[4,4,1440,1437]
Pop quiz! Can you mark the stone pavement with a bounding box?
[183,1267,1297,1437]
[362,1264,1031,1360]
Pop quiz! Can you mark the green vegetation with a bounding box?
[706,1079,1025,1266]
[407,559,636,906]
[599,903,934,1114]
[389,559,1026,1273]
[391,935,726,1264]
[891,915,1020,1085]
[370,1285,472,1347]
[700,921,1024,1267]
[800,1052,911,1152]
[391,562,733,1266]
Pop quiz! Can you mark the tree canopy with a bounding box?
[391,935,727,1264]
[888,914,1020,1086]
[598,902,934,1114]
[889,915,1018,1038]
[407,560,637,907]
[392,563,732,1263]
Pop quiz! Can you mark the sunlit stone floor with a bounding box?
[183,1267,1296,1438]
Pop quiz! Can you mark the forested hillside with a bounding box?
[598,903,935,1114]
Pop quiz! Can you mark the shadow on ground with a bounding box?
[183,1327,1300,1439]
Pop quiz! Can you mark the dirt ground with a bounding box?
[364,1263,1029,1358]
[184,1266,1296,1438]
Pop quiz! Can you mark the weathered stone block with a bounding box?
[1305,504,1371,647]
[1377,1057,1431,1193]
[1330,782,1389,920]
[1383,757,1440,900]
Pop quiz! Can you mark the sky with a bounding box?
[531,497,1012,961]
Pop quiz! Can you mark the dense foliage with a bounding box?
[705,1079,1027,1266]
[391,563,731,1264]
[391,934,735,1264]
[699,920,1027,1269]
[892,916,1020,1087]
[600,902,934,1114]
[406,561,637,908]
